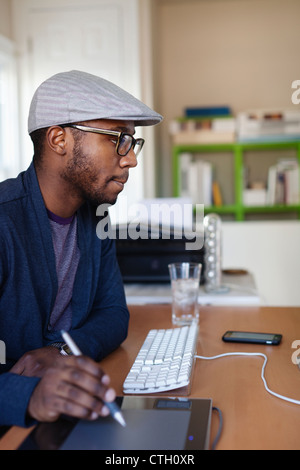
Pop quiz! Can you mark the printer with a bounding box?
[114,224,205,285]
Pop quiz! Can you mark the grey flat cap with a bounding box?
[28,70,163,134]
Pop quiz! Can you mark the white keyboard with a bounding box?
[123,323,198,394]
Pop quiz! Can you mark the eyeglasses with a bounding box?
[61,124,145,157]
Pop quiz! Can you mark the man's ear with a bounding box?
[46,126,67,155]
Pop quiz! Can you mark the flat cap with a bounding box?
[28,70,163,134]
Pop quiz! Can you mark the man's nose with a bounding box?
[119,148,138,168]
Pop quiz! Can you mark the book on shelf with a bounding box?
[178,153,191,199]
[197,160,213,206]
[178,153,217,206]
[237,108,300,142]
[172,130,235,145]
[243,189,267,206]
[184,105,232,118]
[170,116,236,144]
[212,181,223,206]
[266,158,299,205]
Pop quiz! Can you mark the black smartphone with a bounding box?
[222,330,282,345]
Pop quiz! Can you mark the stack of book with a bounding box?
[178,153,222,206]
[266,158,299,205]
[243,187,267,206]
[237,109,300,142]
[170,106,236,145]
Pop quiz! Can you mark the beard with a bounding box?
[60,137,122,207]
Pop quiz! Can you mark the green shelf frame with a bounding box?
[172,141,300,221]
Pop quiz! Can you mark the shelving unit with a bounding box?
[172,141,300,221]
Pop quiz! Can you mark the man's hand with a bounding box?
[10,346,61,378]
[27,355,116,422]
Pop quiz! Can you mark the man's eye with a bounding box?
[119,135,127,146]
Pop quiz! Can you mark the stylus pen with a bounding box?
[60,329,126,427]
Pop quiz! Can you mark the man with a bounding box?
[0,70,162,427]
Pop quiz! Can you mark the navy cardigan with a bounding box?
[0,163,129,426]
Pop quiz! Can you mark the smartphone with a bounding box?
[222,330,282,345]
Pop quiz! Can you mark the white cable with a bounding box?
[195,352,300,406]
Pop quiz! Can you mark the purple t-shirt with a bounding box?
[47,210,80,331]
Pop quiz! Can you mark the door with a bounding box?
[12,0,144,220]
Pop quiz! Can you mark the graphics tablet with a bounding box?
[19,396,212,450]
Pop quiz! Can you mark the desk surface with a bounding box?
[1,305,300,450]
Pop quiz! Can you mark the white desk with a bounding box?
[124,272,260,306]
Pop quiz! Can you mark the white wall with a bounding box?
[153,0,300,196]
[221,221,300,306]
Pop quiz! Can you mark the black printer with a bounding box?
[114,225,205,285]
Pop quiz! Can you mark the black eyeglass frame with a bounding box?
[61,124,145,157]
